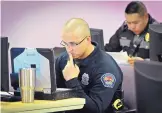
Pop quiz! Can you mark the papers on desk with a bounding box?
[106,52,129,65]
[0,91,14,96]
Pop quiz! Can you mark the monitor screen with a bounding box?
[134,60,162,113]
[90,28,104,50]
[10,48,56,93]
[149,24,162,62]
[1,37,9,92]
[53,47,66,59]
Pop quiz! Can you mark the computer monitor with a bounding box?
[1,37,9,92]
[134,60,162,113]
[90,28,104,50]
[53,47,66,59]
[10,48,56,93]
[149,24,162,62]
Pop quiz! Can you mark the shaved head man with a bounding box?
[56,18,123,113]
[61,18,94,59]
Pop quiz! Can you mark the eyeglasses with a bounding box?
[60,36,87,47]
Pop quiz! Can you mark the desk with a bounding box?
[1,98,85,113]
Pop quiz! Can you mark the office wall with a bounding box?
[1,1,162,91]
[1,1,162,48]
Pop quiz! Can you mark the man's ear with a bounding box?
[87,36,91,43]
[144,12,148,19]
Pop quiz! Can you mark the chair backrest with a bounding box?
[120,65,137,110]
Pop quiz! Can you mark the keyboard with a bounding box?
[1,95,21,102]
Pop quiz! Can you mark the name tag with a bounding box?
[119,38,131,47]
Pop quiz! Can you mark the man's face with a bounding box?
[61,32,89,59]
[125,13,148,35]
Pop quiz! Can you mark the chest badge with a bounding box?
[81,73,89,85]
[145,33,150,42]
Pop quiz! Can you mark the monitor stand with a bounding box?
[158,54,162,62]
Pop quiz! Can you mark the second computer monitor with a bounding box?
[90,28,104,50]
[134,60,162,113]
[149,24,162,62]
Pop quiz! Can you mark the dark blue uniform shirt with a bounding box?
[55,42,123,113]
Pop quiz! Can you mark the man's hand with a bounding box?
[128,56,144,66]
[62,53,80,81]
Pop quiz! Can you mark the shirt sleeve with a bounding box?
[104,26,123,52]
[65,66,122,113]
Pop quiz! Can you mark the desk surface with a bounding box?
[1,98,85,113]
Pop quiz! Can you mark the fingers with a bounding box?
[128,57,134,66]
[128,57,143,66]
[134,57,144,61]
[68,52,74,65]
[75,64,79,71]
[128,57,134,62]
[129,60,134,65]
[64,44,74,65]
[66,60,70,66]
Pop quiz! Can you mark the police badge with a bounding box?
[81,73,89,85]
[145,33,150,42]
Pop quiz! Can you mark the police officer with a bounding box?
[55,18,123,113]
[104,1,159,65]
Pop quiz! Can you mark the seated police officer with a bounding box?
[55,18,123,113]
[104,1,159,65]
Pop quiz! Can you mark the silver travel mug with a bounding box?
[19,68,36,103]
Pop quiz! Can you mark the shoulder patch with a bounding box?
[101,73,116,88]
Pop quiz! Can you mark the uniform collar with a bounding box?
[74,41,99,67]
